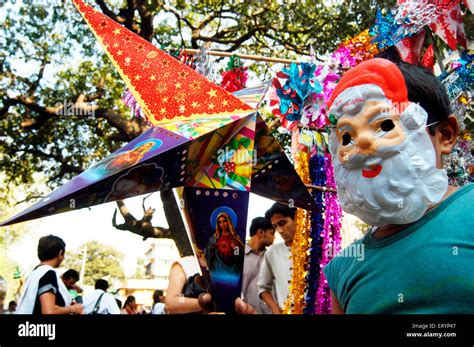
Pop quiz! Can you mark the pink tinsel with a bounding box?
[309,47,358,129]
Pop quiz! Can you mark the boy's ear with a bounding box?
[434,115,459,155]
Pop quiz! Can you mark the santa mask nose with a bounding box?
[357,134,372,150]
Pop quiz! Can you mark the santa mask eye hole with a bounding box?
[380,119,395,132]
[342,133,352,146]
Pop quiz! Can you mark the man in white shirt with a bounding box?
[257,203,295,314]
[242,217,275,314]
[83,279,120,314]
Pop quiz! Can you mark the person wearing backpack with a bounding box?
[83,279,120,314]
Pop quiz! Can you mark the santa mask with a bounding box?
[327,58,448,226]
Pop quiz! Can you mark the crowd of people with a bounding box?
[0,234,168,315]
[2,199,295,315]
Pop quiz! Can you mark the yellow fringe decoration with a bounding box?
[282,151,311,314]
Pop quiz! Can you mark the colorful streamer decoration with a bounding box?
[122,89,150,123]
[283,151,311,314]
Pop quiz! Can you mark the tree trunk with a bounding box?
[160,189,194,257]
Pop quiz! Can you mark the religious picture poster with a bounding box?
[182,186,249,313]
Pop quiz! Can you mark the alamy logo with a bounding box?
[18,321,56,340]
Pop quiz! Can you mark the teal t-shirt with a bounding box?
[323,184,474,314]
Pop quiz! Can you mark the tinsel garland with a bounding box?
[341,29,380,64]
[282,151,311,314]
[303,153,326,314]
[315,152,342,314]
[122,89,149,123]
[439,50,473,186]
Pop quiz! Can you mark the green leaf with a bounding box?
[228,138,239,150]
[234,175,248,186]
[220,176,226,187]
[239,137,251,149]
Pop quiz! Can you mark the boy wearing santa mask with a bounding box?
[323,57,473,314]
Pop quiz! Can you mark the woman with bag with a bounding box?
[164,256,207,314]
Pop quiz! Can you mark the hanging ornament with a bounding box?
[176,48,195,68]
[122,89,149,123]
[438,50,473,186]
[341,29,380,63]
[220,55,248,92]
[271,62,322,129]
[395,31,427,64]
[429,3,467,50]
[194,46,218,81]
[421,44,436,71]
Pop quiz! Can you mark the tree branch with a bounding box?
[4,96,60,130]
[112,192,193,257]
[113,200,173,241]
[159,2,195,30]
[135,0,154,42]
[2,95,146,140]
[29,148,84,177]
[14,194,45,206]
[95,0,119,22]
[27,56,49,96]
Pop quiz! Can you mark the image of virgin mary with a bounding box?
[205,211,244,277]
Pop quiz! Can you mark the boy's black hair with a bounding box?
[62,269,80,281]
[95,279,109,291]
[153,290,164,302]
[249,217,274,237]
[264,202,297,222]
[37,235,66,261]
[376,46,452,134]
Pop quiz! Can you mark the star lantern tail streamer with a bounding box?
[194,47,218,81]
[282,151,311,314]
[304,154,326,314]
[316,152,342,314]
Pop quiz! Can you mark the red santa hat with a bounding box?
[328,58,409,114]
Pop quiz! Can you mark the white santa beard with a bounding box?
[332,128,448,226]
